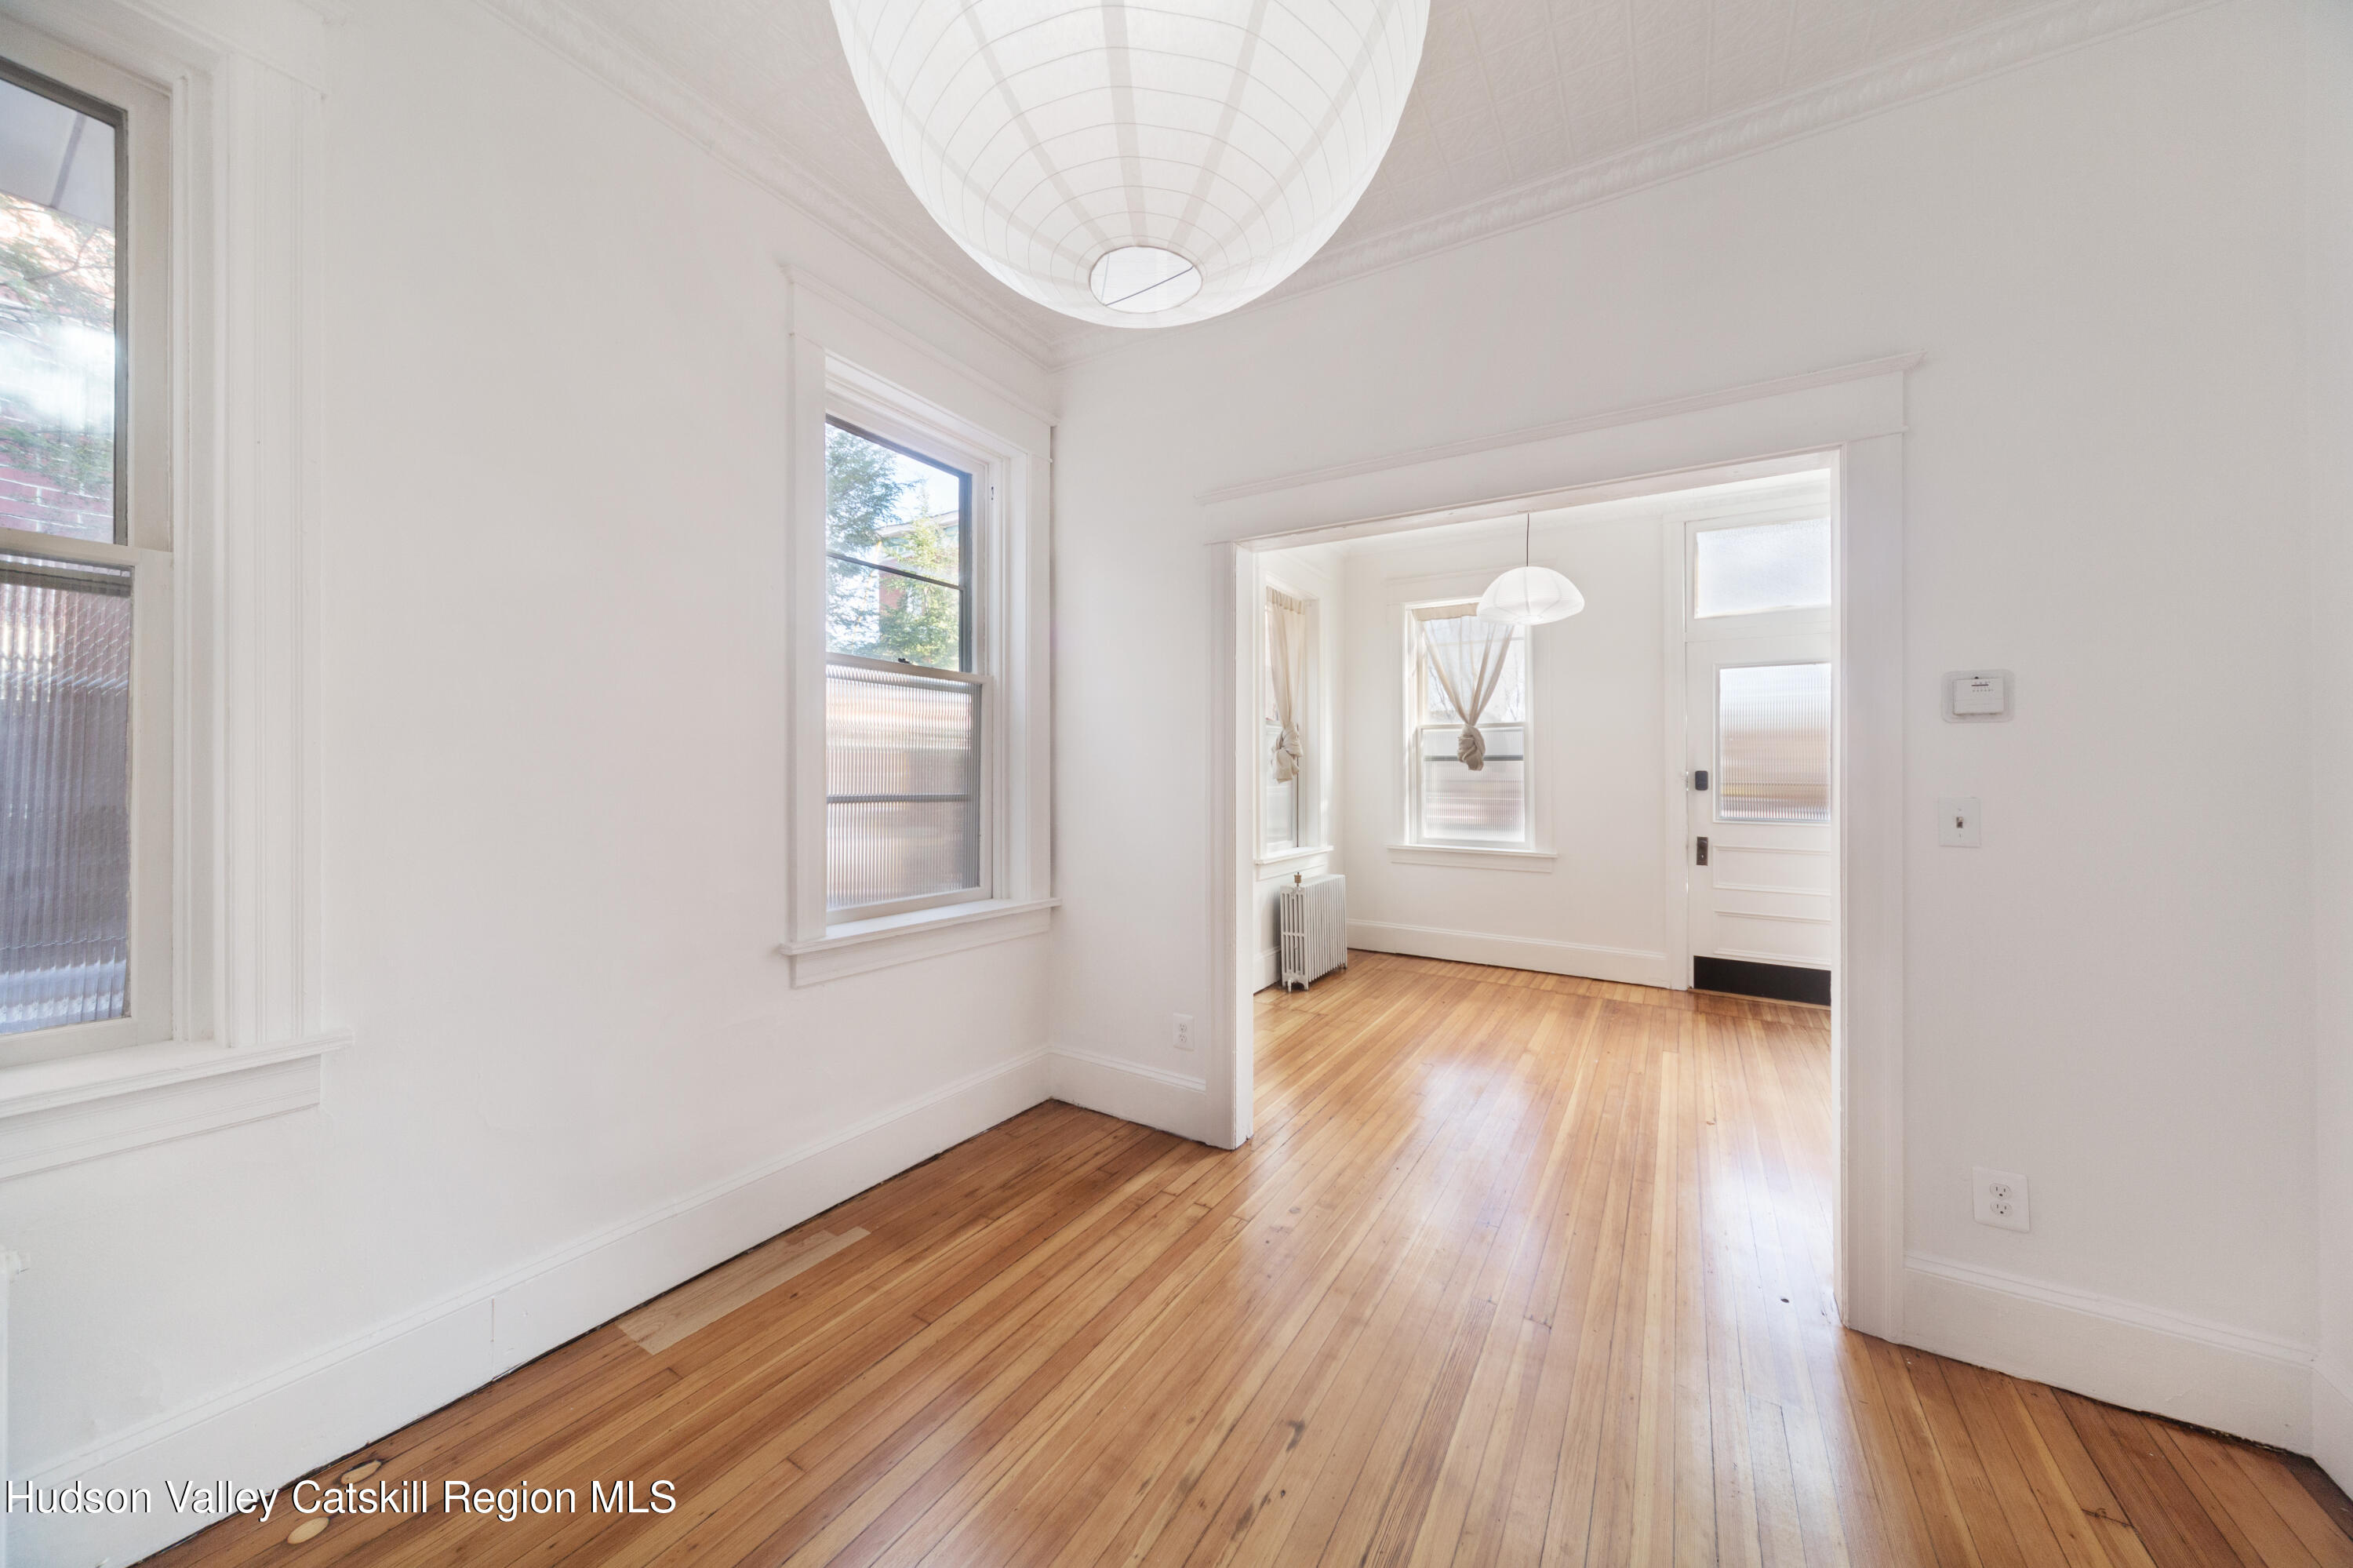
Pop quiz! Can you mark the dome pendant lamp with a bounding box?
[1478,515,1585,626]
[827,0,1429,329]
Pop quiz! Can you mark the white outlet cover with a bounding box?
[1172,1013,1195,1051]
[1937,796,1982,848]
[1973,1165,2030,1231]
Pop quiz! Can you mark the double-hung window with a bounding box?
[0,45,170,1063]
[1261,586,1306,857]
[1407,605,1529,848]
[823,417,984,919]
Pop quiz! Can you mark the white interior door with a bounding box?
[1686,635,1835,973]
[1675,504,1838,992]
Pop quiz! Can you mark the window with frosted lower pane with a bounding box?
[1718,663,1831,824]
[1410,608,1529,847]
[825,664,979,911]
[824,415,984,918]
[0,67,121,545]
[1693,518,1831,619]
[2,551,131,1033]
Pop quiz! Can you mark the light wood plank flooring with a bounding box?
[151,951,2352,1566]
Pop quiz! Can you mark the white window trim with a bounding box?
[1253,844,1336,875]
[0,27,172,1069]
[1385,843,1557,871]
[0,1,348,1181]
[779,275,1054,986]
[1402,599,1536,853]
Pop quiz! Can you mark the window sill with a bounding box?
[0,1030,350,1181]
[1387,844,1558,872]
[780,897,1059,987]
[1254,845,1336,876]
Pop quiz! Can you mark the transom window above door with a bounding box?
[1692,517,1831,619]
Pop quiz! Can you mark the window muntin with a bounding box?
[0,65,120,545]
[825,420,969,671]
[1409,606,1529,847]
[823,417,985,919]
[1693,518,1831,619]
[1717,662,1831,824]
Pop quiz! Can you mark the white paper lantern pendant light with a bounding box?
[827,0,1430,329]
[1478,515,1585,626]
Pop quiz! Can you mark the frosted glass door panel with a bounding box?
[1717,663,1831,824]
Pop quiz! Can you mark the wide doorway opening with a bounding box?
[1214,447,1867,1309]
[1237,458,1837,1006]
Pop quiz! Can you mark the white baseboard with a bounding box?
[1346,919,1671,989]
[1046,1047,1208,1144]
[1256,946,1278,993]
[1903,1253,2315,1450]
[16,1050,1053,1568]
[2317,1360,2353,1495]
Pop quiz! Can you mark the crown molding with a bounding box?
[469,0,1059,369]
[473,0,2213,373]
[1041,0,2217,366]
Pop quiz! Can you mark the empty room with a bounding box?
[2,0,2349,1563]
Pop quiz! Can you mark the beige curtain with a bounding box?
[1421,611,1512,770]
[1267,589,1307,784]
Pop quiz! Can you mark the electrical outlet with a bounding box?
[1937,797,1982,847]
[1173,1013,1195,1052]
[1973,1166,2030,1231]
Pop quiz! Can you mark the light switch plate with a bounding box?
[1937,797,1981,847]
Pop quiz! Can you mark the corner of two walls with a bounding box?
[2306,0,2353,1501]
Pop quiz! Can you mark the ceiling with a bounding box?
[511,0,2192,362]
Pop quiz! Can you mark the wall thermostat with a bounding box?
[1942,670,2013,722]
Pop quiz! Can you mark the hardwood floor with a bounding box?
[152,951,2351,1566]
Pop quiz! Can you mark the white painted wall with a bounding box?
[1249,544,1345,991]
[2304,0,2353,1495]
[1053,0,2324,1446]
[12,5,2351,1563]
[8,3,1058,1562]
[1331,508,1673,986]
